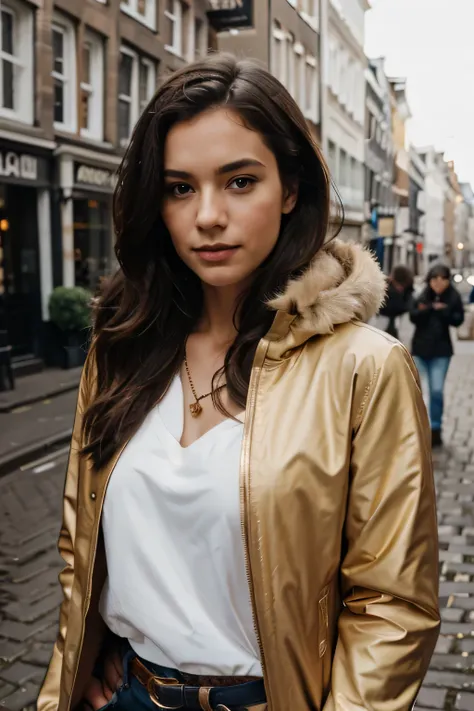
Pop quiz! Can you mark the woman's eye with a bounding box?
[229,177,255,190]
[168,183,193,197]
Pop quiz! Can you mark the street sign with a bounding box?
[207,0,253,31]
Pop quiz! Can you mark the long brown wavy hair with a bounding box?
[82,52,336,469]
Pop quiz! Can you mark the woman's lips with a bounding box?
[194,246,240,263]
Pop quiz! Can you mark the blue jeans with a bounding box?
[95,642,266,711]
[413,356,451,430]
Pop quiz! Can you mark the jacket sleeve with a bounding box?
[322,345,440,711]
[37,354,94,711]
[439,292,464,328]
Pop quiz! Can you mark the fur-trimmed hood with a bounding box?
[266,239,386,353]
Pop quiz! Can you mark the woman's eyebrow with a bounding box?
[163,158,265,180]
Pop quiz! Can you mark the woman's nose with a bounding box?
[195,189,228,230]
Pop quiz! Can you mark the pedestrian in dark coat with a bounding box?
[379,265,414,338]
[410,264,464,447]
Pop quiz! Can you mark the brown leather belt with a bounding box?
[130,657,265,711]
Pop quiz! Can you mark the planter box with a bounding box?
[44,323,89,369]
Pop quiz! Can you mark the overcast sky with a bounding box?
[365,0,474,186]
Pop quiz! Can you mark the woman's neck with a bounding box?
[196,283,244,345]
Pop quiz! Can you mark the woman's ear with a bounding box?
[282,183,299,214]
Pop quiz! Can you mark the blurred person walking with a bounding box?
[410,264,464,447]
[378,265,414,339]
[38,54,439,711]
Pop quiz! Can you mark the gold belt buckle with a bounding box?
[147,675,184,710]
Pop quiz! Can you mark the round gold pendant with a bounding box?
[190,401,203,417]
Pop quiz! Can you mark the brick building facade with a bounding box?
[0,0,209,367]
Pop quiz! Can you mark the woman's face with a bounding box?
[429,275,450,295]
[161,108,297,289]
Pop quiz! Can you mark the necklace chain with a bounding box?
[184,343,226,417]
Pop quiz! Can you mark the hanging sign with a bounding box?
[207,0,253,31]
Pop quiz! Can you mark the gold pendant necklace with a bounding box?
[184,345,226,418]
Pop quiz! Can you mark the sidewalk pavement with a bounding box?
[0,367,81,476]
[0,391,77,476]
[0,367,82,414]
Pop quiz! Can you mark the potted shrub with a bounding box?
[48,287,92,369]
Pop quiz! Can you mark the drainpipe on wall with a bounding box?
[268,0,272,72]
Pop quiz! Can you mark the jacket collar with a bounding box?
[264,239,387,357]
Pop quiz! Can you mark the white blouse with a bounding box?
[99,374,262,676]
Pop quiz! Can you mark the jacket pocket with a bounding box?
[318,586,329,658]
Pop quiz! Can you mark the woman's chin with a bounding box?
[197,268,254,290]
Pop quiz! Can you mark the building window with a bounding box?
[52,14,77,132]
[80,31,104,141]
[339,149,348,187]
[304,55,318,123]
[294,42,305,109]
[194,16,207,58]
[139,58,155,112]
[74,198,112,291]
[120,0,156,30]
[272,22,287,86]
[0,0,33,123]
[119,47,156,144]
[165,0,183,56]
[339,50,348,106]
[299,0,319,30]
[328,141,336,179]
[286,32,296,98]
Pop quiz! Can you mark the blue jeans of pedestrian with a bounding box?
[94,642,266,711]
[413,356,451,430]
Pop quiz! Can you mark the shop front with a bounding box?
[73,162,116,292]
[56,147,120,295]
[0,140,53,359]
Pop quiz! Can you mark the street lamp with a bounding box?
[457,242,465,250]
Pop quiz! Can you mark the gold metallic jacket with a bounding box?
[38,240,440,711]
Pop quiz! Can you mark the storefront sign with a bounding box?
[207,0,252,30]
[0,151,37,181]
[75,163,117,191]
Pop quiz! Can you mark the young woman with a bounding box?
[38,54,439,711]
[411,264,464,447]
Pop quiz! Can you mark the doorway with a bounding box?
[0,184,41,357]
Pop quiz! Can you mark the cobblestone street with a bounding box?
[1,343,474,711]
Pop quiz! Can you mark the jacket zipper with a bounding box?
[66,442,129,711]
[240,337,271,703]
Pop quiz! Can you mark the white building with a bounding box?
[460,183,474,266]
[320,0,369,241]
[415,147,447,268]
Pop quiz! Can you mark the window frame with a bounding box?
[0,0,33,123]
[194,15,207,59]
[118,45,138,146]
[120,0,156,31]
[286,31,296,98]
[119,45,156,146]
[80,30,104,141]
[293,41,305,110]
[271,23,287,87]
[165,0,183,57]
[52,13,77,133]
[139,56,156,113]
[303,54,318,123]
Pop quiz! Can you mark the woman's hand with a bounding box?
[418,303,428,310]
[83,649,124,710]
